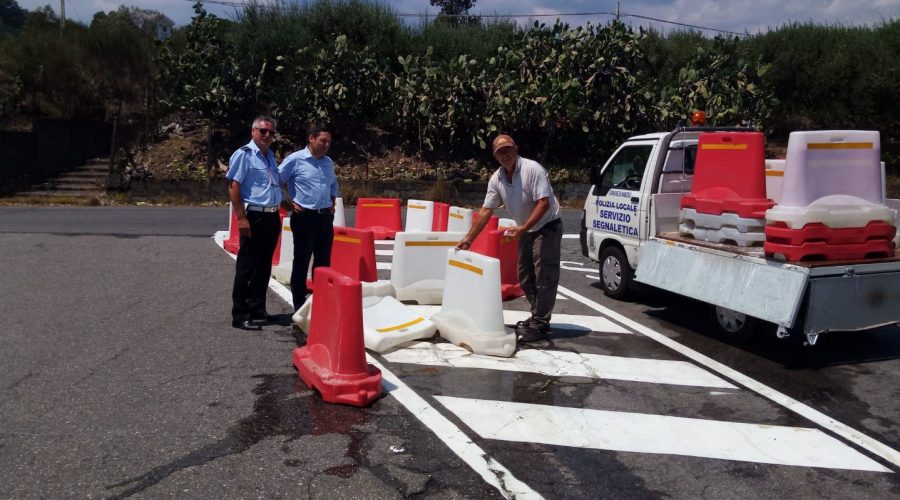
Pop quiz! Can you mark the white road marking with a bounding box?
[375,240,395,246]
[214,236,540,499]
[384,342,737,389]
[436,396,891,472]
[557,285,900,471]
[369,362,542,499]
[377,262,392,270]
[562,234,579,239]
[375,249,394,256]
[408,305,632,335]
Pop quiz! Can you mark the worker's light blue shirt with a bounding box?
[225,140,282,206]
[278,147,339,210]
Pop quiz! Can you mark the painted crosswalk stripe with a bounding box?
[384,342,736,389]
[557,285,900,470]
[377,262,392,270]
[375,249,394,256]
[375,240,395,246]
[436,396,891,472]
[408,305,632,335]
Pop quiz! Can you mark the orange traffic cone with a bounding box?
[292,267,382,407]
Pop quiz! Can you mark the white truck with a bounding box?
[579,127,900,345]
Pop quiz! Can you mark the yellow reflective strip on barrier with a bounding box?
[334,235,361,244]
[405,241,458,247]
[409,204,427,210]
[285,226,293,232]
[807,142,873,150]
[765,170,784,177]
[449,213,464,219]
[361,203,394,208]
[376,316,425,333]
[700,143,748,150]
[448,259,483,275]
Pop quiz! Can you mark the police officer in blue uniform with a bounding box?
[278,123,339,312]
[226,116,283,330]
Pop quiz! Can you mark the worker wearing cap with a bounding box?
[226,115,283,331]
[456,134,563,343]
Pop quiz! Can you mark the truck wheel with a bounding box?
[710,305,757,343]
[599,246,632,300]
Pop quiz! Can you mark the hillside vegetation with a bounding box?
[1,0,898,182]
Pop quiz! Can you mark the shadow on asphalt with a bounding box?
[589,282,900,370]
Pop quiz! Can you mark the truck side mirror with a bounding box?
[589,165,602,186]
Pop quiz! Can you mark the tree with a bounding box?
[430,0,477,26]
[0,0,26,34]
[430,0,474,16]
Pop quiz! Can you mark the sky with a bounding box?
[16,0,900,34]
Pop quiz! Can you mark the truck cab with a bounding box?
[581,129,705,298]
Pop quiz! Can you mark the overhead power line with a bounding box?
[395,11,749,37]
[188,0,749,37]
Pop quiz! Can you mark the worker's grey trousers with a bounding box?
[517,218,563,327]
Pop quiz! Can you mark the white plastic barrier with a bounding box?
[764,159,785,204]
[430,249,516,357]
[293,294,434,353]
[404,199,435,233]
[390,232,461,304]
[887,198,900,248]
[447,206,473,232]
[333,197,346,227]
[679,208,766,233]
[361,295,437,352]
[766,131,896,229]
[271,216,293,284]
[678,224,765,247]
[292,295,313,331]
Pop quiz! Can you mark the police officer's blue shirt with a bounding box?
[278,147,339,210]
[225,140,282,207]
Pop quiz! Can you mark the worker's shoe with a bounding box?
[515,318,534,329]
[232,319,262,331]
[516,321,550,343]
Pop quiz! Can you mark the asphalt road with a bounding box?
[1,206,898,499]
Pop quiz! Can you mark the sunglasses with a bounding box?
[254,128,275,136]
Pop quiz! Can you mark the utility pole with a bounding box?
[59,0,65,32]
[616,1,620,20]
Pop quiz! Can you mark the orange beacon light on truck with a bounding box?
[691,110,707,126]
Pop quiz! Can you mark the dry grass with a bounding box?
[887,174,900,199]
[426,177,459,203]
[0,195,102,206]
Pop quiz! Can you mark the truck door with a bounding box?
[585,143,654,260]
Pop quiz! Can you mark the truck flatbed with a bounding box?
[656,232,900,268]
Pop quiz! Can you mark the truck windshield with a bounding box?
[597,145,653,193]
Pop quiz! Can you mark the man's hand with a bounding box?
[456,238,472,251]
[237,217,251,238]
[292,202,302,213]
[502,226,525,240]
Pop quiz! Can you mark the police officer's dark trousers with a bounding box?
[289,210,334,311]
[232,211,281,321]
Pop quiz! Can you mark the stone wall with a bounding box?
[124,178,591,207]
